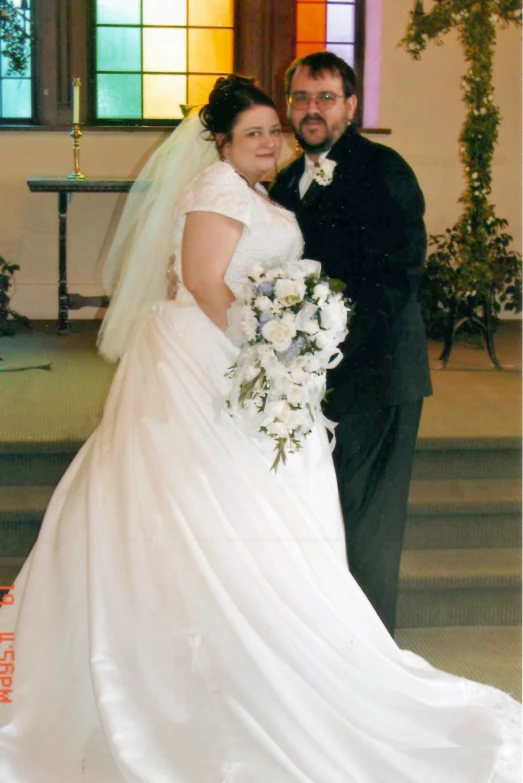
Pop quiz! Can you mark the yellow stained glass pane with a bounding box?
[143,74,186,118]
[188,29,233,74]
[188,74,221,106]
[143,28,187,73]
[143,0,186,26]
[188,0,233,27]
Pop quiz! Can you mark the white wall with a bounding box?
[1,0,520,320]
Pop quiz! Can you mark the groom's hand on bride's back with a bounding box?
[166,255,180,300]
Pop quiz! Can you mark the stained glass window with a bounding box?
[0,0,33,121]
[296,1,357,68]
[93,0,234,122]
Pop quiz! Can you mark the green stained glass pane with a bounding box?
[97,73,141,118]
[96,0,140,25]
[1,78,32,118]
[143,0,186,26]
[97,27,141,72]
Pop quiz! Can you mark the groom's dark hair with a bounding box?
[285,52,356,99]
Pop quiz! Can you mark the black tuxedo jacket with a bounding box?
[270,125,432,412]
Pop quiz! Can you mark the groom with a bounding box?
[270,52,432,635]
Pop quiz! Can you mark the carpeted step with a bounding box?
[405,478,522,550]
[395,625,521,701]
[0,486,54,556]
[397,548,522,629]
[0,442,81,486]
[0,556,26,589]
[412,437,521,481]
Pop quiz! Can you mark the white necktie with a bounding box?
[299,158,316,199]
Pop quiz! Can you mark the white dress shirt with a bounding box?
[299,150,330,199]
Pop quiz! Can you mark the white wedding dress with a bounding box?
[0,161,520,783]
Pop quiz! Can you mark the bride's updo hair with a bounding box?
[200,74,276,151]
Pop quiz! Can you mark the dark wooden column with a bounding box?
[235,0,295,121]
[36,0,89,125]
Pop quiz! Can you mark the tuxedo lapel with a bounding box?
[274,156,304,211]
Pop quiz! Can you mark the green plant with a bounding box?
[400,1,522,334]
[0,256,31,336]
[0,0,31,76]
[420,219,522,339]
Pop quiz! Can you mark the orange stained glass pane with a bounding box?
[188,29,233,74]
[188,74,221,106]
[189,0,233,27]
[296,42,326,59]
[142,0,186,26]
[296,4,326,43]
[143,28,187,73]
[143,74,186,119]
[298,0,323,3]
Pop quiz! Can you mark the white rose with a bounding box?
[287,409,314,432]
[319,300,347,333]
[283,261,307,279]
[247,264,265,282]
[313,283,330,304]
[265,400,291,420]
[261,319,296,352]
[266,421,289,439]
[285,384,309,406]
[315,331,336,350]
[281,311,298,327]
[254,295,272,312]
[299,259,322,277]
[240,306,259,340]
[302,319,320,335]
[302,353,323,373]
[275,278,306,303]
[265,266,285,281]
[290,366,308,384]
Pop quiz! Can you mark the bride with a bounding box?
[0,75,520,783]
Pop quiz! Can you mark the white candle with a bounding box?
[72,78,81,125]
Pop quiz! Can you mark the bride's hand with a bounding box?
[166,255,180,300]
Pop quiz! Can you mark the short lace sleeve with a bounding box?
[175,160,254,229]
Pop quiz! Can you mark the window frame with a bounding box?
[0,0,38,124]
[4,0,366,129]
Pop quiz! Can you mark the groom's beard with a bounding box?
[292,114,333,154]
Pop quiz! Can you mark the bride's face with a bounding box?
[221,105,282,187]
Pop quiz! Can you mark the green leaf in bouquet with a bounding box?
[327,278,347,294]
[238,370,265,405]
[270,439,287,472]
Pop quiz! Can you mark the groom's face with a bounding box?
[288,67,357,154]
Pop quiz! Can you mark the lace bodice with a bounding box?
[172,161,304,301]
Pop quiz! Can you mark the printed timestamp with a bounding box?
[0,584,16,704]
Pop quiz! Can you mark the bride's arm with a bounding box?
[181,211,243,331]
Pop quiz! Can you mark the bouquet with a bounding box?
[225,260,351,471]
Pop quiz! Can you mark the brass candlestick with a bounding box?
[68,123,86,180]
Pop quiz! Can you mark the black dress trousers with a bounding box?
[332,399,423,636]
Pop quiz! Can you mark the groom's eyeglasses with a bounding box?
[288,92,347,110]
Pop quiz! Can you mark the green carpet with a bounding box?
[395,626,521,701]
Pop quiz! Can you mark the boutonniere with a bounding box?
[313,159,336,187]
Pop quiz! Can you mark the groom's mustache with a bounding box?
[300,114,326,129]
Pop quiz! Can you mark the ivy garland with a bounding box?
[0,0,31,76]
[400,0,522,328]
